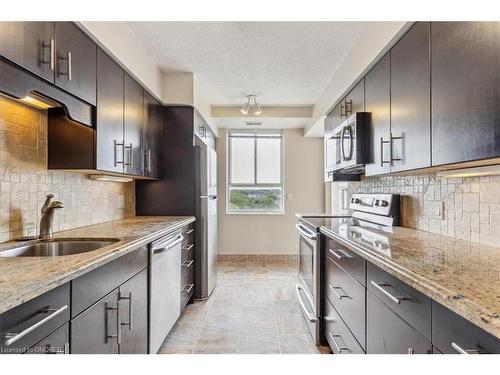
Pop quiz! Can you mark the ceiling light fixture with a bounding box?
[240,95,262,116]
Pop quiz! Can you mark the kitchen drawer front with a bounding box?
[71,246,148,318]
[180,266,194,311]
[0,283,70,354]
[323,298,365,354]
[433,302,500,354]
[325,256,366,348]
[27,323,69,354]
[367,262,431,340]
[325,237,366,285]
[182,243,194,262]
[367,291,432,354]
[181,224,194,246]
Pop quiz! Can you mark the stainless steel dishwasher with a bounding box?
[149,230,183,354]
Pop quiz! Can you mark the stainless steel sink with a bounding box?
[0,238,120,257]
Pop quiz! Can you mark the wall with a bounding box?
[217,128,324,254]
[0,97,135,243]
[342,174,500,248]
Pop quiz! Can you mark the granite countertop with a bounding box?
[0,216,195,315]
[320,221,500,339]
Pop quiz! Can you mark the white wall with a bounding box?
[217,128,325,254]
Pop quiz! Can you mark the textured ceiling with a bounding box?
[128,22,367,105]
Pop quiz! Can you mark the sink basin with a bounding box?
[0,238,120,257]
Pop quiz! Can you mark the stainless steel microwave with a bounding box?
[324,112,371,179]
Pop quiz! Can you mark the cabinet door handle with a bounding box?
[0,305,68,346]
[119,292,133,331]
[389,132,403,165]
[147,149,151,172]
[105,301,121,344]
[124,143,133,167]
[329,284,350,300]
[370,281,411,305]
[58,51,72,81]
[380,137,391,167]
[328,332,350,353]
[329,248,351,260]
[114,140,124,166]
[451,342,482,354]
[50,39,55,71]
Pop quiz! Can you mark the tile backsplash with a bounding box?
[345,174,500,248]
[0,96,135,242]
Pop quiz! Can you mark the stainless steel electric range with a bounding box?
[296,193,400,345]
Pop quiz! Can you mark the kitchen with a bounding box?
[0,1,499,372]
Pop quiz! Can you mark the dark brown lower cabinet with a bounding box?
[28,323,69,354]
[324,298,364,354]
[71,289,120,354]
[118,269,148,354]
[71,270,149,354]
[367,292,432,354]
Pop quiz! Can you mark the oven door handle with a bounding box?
[295,284,318,323]
[295,223,317,240]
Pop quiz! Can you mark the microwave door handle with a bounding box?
[340,127,347,161]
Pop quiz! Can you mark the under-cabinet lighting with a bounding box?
[20,94,55,110]
[436,165,500,178]
[89,175,133,183]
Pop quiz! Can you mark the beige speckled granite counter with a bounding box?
[320,221,500,339]
[0,216,195,315]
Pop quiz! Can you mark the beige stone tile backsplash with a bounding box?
[0,96,135,243]
[347,174,500,247]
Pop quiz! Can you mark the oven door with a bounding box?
[295,222,321,345]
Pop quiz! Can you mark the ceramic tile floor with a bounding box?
[159,257,330,354]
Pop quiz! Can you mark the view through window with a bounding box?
[227,130,283,213]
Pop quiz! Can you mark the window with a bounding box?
[227,130,283,213]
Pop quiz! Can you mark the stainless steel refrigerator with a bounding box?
[194,137,218,300]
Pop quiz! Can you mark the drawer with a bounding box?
[325,237,366,285]
[367,291,432,354]
[182,242,194,262]
[181,224,194,246]
[71,246,148,318]
[367,262,431,340]
[325,256,366,348]
[433,302,500,354]
[323,298,364,354]
[180,268,194,311]
[27,323,69,354]
[0,283,70,354]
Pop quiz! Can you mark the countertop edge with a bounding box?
[0,216,196,315]
[319,226,500,340]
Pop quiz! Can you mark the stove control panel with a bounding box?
[349,193,400,223]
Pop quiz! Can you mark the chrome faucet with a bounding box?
[39,194,64,239]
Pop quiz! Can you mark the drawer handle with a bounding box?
[182,283,194,294]
[328,332,350,353]
[329,249,352,260]
[451,342,482,354]
[119,292,133,331]
[1,305,68,346]
[185,229,194,235]
[182,260,194,268]
[329,285,350,300]
[182,244,194,251]
[370,281,411,305]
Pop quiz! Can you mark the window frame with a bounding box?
[226,129,284,214]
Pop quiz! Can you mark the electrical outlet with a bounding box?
[435,201,445,220]
[117,195,125,209]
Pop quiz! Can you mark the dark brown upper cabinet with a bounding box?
[143,90,163,179]
[365,53,391,176]
[431,22,500,166]
[390,22,431,172]
[0,22,96,105]
[345,79,365,114]
[54,22,97,105]
[124,74,144,176]
[96,49,125,173]
[0,22,56,82]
